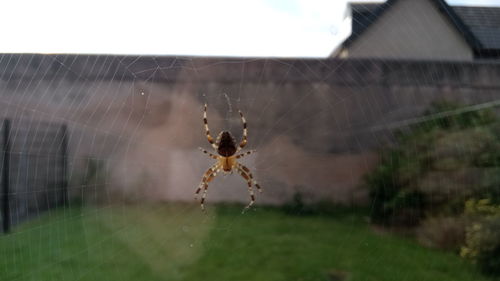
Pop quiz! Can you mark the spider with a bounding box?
[195,103,262,210]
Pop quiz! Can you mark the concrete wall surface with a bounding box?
[1,54,500,205]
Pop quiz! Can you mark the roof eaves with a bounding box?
[342,0,397,48]
[431,0,484,50]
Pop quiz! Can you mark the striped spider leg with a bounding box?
[235,162,263,210]
[237,109,248,151]
[195,163,221,210]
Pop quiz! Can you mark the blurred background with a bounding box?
[1,0,500,280]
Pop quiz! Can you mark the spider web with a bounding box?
[0,53,379,281]
[1,1,500,280]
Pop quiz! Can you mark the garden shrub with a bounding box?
[461,199,500,276]
[366,101,499,226]
[366,101,500,276]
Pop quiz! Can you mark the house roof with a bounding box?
[350,3,381,37]
[341,0,500,56]
[453,6,500,51]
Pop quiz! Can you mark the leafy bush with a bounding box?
[416,216,466,251]
[461,199,500,276]
[366,101,500,226]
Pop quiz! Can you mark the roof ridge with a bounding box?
[432,0,483,49]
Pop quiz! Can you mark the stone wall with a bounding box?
[1,54,500,206]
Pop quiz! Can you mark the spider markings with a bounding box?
[196,104,262,211]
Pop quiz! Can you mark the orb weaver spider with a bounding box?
[195,104,262,210]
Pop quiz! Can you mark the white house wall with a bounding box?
[344,0,474,61]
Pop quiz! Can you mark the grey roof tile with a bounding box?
[453,6,500,49]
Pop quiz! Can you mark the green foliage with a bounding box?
[367,101,500,277]
[366,101,500,226]
[461,199,500,276]
[416,101,496,131]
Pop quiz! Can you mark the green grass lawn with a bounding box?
[0,204,494,281]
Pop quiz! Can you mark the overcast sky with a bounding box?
[1,0,499,57]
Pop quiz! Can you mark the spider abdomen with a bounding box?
[217,131,237,157]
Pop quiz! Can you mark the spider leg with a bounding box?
[237,163,262,193]
[195,163,220,210]
[195,164,217,196]
[235,150,256,159]
[200,167,220,210]
[203,104,218,150]
[198,147,218,159]
[236,165,255,210]
[196,164,219,196]
[237,110,248,151]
